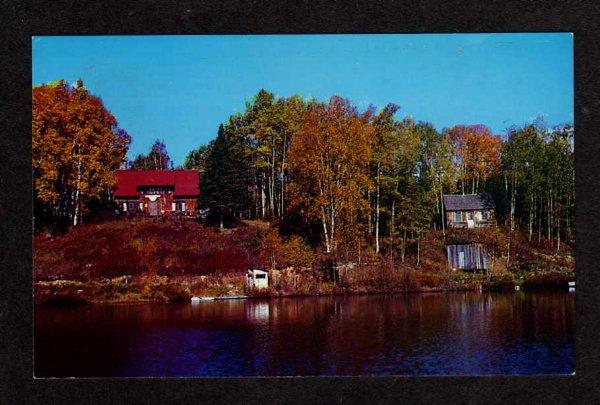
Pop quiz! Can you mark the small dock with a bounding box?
[191,295,248,303]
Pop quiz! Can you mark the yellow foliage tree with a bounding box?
[287,97,374,255]
[33,79,130,228]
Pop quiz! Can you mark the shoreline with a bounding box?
[34,219,575,307]
[34,271,575,307]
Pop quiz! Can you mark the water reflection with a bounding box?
[34,291,574,377]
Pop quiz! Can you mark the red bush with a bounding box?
[34,218,265,280]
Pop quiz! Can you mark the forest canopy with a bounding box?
[191,89,574,261]
[33,83,573,265]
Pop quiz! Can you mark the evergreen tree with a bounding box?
[184,144,210,173]
[201,123,252,228]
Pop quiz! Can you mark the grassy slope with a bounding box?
[34,218,574,305]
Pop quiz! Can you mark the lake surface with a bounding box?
[34,291,574,377]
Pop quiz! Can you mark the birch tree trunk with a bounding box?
[556,216,561,254]
[321,209,331,253]
[280,134,286,219]
[401,228,406,263]
[510,176,516,232]
[528,193,534,242]
[261,174,266,219]
[330,202,336,253]
[547,194,552,240]
[72,153,83,227]
[270,139,276,217]
[367,189,372,235]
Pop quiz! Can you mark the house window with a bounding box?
[173,201,185,211]
[139,186,173,195]
[466,212,473,220]
[482,210,490,220]
[454,212,462,222]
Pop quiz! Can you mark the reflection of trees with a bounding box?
[265,297,338,374]
[35,292,574,376]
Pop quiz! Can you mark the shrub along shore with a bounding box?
[34,218,574,306]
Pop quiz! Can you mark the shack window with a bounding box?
[255,274,266,279]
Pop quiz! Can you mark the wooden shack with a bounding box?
[442,194,495,228]
[446,243,489,271]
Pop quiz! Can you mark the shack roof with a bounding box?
[442,194,495,211]
[248,269,268,274]
[114,170,200,198]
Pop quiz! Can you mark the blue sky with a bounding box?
[32,34,573,166]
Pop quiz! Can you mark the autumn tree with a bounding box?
[33,79,130,229]
[287,97,374,255]
[447,124,501,194]
[259,228,313,270]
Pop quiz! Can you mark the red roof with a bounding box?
[114,170,200,198]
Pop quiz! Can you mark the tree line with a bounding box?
[187,89,574,261]
[33,81,574,263]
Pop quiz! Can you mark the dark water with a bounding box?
[34,291,574,377]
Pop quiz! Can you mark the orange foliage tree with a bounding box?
[33,79,130,229]
[259,228,314,270]
[287,97,374,255]
[446,124,501,194]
